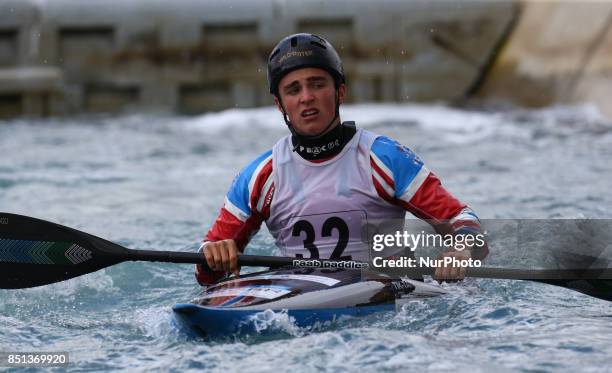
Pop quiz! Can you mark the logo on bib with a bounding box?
[299,139,341,155]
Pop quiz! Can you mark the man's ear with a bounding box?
[338,84,346,104]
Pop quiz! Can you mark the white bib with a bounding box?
[267,129,406,261]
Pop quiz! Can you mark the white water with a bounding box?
[1,102,612,371]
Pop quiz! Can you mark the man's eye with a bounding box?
[286,87,299,95]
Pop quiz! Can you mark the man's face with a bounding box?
[275,67,346,137]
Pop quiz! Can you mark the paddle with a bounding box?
[1,212,611,301]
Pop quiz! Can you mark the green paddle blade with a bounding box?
[0,213,129,289]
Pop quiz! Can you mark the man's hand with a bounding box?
[202,239,240,276]
[433,249,471,283]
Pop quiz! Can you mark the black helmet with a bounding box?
[267,33,345,95]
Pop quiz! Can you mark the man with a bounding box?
[196,33,487,285]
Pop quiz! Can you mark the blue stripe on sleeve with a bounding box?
[371,136,425,198]
[226,149,273,216]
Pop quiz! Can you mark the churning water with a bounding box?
[1,103,612,372]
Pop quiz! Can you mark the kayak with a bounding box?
[172,267,447,338]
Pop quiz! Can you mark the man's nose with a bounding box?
[299,87,315,103]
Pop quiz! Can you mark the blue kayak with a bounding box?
[173,267,446,338]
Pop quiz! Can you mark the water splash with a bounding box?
[247,309,304,337]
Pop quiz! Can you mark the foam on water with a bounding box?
[182,103,499,145]
[248,309,304,337]
[180,102,612,146]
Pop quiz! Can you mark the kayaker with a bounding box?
[196,33,487,285]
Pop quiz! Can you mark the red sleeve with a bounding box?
[402,173,465,233]
[194,208,265,286]
[403,174,488,259]
[205,208,264,252]
[195,159,274,286]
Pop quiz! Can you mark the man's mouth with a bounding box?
[301,109,319,118]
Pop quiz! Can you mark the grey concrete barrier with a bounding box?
[0,0,516,118]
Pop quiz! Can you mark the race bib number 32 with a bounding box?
[280,210,368,260]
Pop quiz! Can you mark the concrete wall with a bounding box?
[479,1,612,118]
[0,0,62,117]
[0,0,516,118]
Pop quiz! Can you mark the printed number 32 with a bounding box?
[292,217,350,259]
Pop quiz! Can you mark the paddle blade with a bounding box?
[0,213,130,289]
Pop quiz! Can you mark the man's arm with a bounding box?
[370,136,488,279]
[195,150,274,285]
